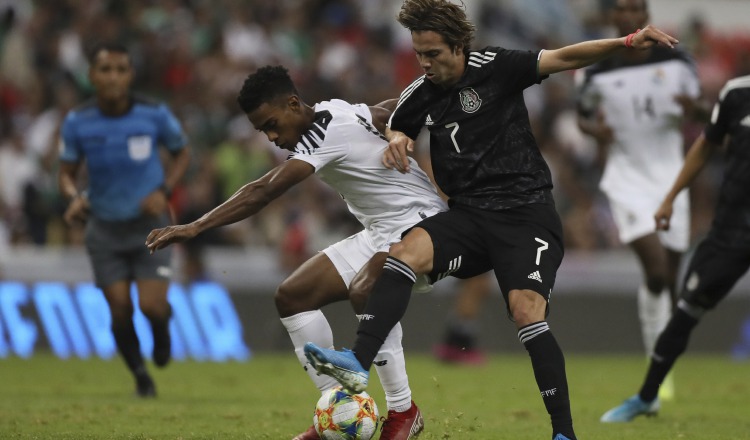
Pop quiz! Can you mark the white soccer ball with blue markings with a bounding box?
[313,386,379,440]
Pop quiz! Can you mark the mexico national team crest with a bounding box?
[459,87,482,113]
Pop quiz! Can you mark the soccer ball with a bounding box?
[313,386,379,440]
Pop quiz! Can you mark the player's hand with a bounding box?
[673,94,696,115]
[629,25,679,49]
[383,130,413,173]
[674,94,710,122]
[141,189,169,217]
[654,199,674,231]
[146,223,198,253]
[63,195,90,226]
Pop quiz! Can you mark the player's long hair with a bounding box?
[237,65,299,114]
[397,0,476,56]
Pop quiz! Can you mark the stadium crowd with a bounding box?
[1,0,749,280]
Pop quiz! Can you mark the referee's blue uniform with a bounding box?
[61,96,187,288]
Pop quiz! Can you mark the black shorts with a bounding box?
[414,202,564,303]
[85,214,173,289]
[680,236,750,310]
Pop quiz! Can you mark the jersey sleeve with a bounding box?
[705,88,736,144]
[59,113,81,163]
[388,78,428,140]
[491,48,546,92]
[289,113,348,171]
[157,104,188,151]
[290,139,347,171]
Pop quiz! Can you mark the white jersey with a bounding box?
[289,99,447,249]
[576,47,700,205]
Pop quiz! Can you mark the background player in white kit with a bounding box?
[576,0,706,400]
[145,65,444,440]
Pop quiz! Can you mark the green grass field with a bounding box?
[1,353,748,439]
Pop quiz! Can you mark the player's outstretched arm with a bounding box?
[146,159,314,252]
[655,134,715,230]
[539,24,679,76]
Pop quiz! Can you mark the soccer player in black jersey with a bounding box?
[600,75,750,422]
[304,1,679,439]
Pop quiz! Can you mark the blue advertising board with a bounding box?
[0,281,250,361]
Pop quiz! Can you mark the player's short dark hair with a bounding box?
[237,65,299,114]
[397,0,476,55]
[87,42,129,64]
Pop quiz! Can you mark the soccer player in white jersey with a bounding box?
[146,65,444,440]
[576,0,707,401]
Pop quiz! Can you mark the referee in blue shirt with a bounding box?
[58,42,191,397]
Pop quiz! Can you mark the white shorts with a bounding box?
[607,190,690,252]
[323,229,432,293]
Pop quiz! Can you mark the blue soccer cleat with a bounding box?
[600,395,660,423]
[304,343,369,393]
[552,434,571,440]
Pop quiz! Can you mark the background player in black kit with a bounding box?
[600,74,750,422]
[304,1,679,439]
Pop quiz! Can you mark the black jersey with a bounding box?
[388,47,551,211]
[703,75,750,247]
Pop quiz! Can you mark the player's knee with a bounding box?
[107,297,133,319]
[646,279,666,294]
[138,299,169,319]
[510,307,538,327]
[388,240,431,274]
[388,241,409,260]
[274,280,311,317]
[508,290,546,327]
[644,271,669,293]
[274,283,297,317]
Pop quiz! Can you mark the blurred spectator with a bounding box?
[0,126,39,244]
[681,16,733,102]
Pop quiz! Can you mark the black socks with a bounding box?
[520,322,576,440]
[639,308,699,402]
[149,307,172,367]
[353,257,415,369]
[112,319,145,374]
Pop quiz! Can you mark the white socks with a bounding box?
[368,320,412,412]
[637,285,672,357]
[280,310,338,391]
[282,311,413,412]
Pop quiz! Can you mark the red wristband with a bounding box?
[625,28,641,48]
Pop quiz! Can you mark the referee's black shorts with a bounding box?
[85,214,173,289]
[414,202,564,304]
